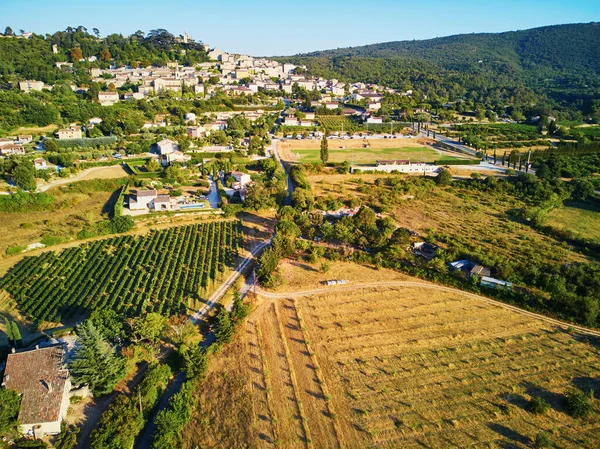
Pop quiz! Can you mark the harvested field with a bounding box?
[184,269,600,448]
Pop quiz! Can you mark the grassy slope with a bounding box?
[546,201,600,240]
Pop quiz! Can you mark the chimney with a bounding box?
[47,382,53,394]
[11,348,15,353]
[35,345,39,350]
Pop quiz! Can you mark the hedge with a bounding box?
[435,159,481,165]
[54,136,117,149]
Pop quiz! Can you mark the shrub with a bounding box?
[529,396,550,415]
[40,235,65,246]
[564,388,594,418]
[5,245,26,256]
[533,431,553,448]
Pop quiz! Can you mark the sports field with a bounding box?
[182,262,600,449]
[279,138,471,164]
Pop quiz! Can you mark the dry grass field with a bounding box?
[183,263,600,449]
[308,174,587,269]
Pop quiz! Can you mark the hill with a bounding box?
[277,23,600,120]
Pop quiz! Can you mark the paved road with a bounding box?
[189,240,270,323]
[256,281,600,338]
[206,174,221,208]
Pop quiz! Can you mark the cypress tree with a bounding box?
[213,307,234,345]
[10,321,21,346]
[4,317,14,344]
[320,135,329,164]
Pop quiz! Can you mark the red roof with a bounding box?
[2,346,69,425]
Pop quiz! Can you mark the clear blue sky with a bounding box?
[2,0,599,56]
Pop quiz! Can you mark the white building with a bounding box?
[352,160,439,174]
[98,91,119,106]
[156,139,179,155]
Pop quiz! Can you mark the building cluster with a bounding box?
[0,135,31,156]
[17,37,412,124]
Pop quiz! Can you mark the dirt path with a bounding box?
[256,281,600,338]
[74,362,149,449]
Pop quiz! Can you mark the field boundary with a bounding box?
[257,281,600,338]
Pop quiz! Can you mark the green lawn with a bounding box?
[293,146,467,164]
[546,201,600,240]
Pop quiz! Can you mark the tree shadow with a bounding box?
[571,376,600,397]
[487,423,529,446]
[521,381,565,412]
[102,187,125,218]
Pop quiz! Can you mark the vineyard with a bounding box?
[0,221,243,323]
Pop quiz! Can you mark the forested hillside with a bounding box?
[277,23,600,120]
[0,27,208,85]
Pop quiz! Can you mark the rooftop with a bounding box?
[2,346,68,425]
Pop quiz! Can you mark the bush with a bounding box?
[564,388,594,418]
[533,431,553,448]
[5,245,26,256]
[0,192,55,213]
[529,396,550,415]
[40,235,65,246]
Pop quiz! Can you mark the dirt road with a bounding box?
[37,165,129,192]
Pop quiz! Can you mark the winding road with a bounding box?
[255,281,600,338]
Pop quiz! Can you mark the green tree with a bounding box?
[230,290,249,322]
[564,388,594,419]
[320,135,329,164]
[70,321,125,395]
[43,139,60,152]
[529,396,550,415]
[128,313,166,344]
[90,395,143,449]
[12,163,36,191]
[145,158,161,172]
[0,388,20,435]
[4,27,14,36]
[10,321,22,346]
[4,317,13,343]
[183,346,208,379]
[436,168,452,186]
[87,309,123,341]
[213,306,234,345]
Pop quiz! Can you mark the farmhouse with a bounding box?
[156,139,179,155]
[34,158,48,170]
[232,171,252,187]
[352,160,439,174]
[98,91,119,106]
[0,144,25,156]
[128,189,174,211]
[2,346,71,438]
[19,80,44,92]
[187,126,209,139]
[56,126,83,140]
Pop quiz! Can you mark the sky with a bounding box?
[1,0,600,56]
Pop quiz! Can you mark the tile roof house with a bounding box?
[2,346,71,438]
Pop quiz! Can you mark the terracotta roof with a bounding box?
[2,346,68,425]
[154,195,170,203]
[135,189,157,198]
